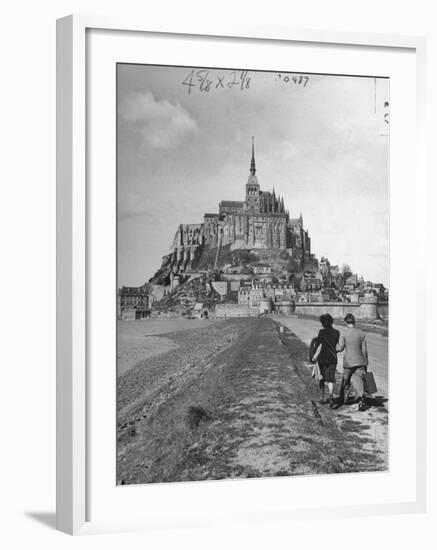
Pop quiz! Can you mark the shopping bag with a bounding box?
[311,362,322,381]
[309,338,322,363]
[364,371,377,394]
[312,344,322,363]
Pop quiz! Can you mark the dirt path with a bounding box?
[272,314,389,468]
[117,317,387,485]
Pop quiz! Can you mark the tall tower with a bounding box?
[250,136,256,176]
[245,137,260,212]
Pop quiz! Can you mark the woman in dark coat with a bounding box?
[316,313,340,407]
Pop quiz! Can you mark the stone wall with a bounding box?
[275,301,295,315]
[120,308,136,320]
[214,304,259,318]
[229,280,241,292]
[294,299,379,320]
[151,284,167,302]
[214,299,383,320]
[377,301,389,319]
[219,273,252,282]
[259,298,272,314]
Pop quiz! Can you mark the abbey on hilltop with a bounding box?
[165,138,314,275]
[119,138,388,321]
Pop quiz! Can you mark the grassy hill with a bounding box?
[191,244,259,271]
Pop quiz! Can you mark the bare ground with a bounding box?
[117,317,388,485]
[117,318,218,375]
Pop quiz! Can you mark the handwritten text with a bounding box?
[182,70,251,95]
[276,74,309,87]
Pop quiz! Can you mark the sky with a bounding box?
[117,64,389,287]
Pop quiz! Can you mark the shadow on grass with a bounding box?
[365,395,388,407]
[332,395,388,412]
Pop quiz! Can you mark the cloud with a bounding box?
[119,91,198,150]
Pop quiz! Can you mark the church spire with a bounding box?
[250,136,256,176]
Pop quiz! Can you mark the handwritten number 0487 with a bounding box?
[277,74,309,87]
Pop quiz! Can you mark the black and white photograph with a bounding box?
[2,0,434,544]
[116,63,389,486]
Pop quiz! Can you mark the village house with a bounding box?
[118,286,151,320]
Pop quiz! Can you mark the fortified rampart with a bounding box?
[214,304,259,318]
[377,302,389,319]
[213,298,387,320]
[294,298,386,321]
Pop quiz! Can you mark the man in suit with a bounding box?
[336,313,368,411]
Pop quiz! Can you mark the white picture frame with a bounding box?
[56,14,427,535]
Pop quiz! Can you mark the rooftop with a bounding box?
[220,201,245,208]
[119,286,148,296]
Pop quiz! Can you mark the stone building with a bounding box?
[238,284,265,308]
[238,281,295,311]
[118,286,150,320]
[162,138,313,276]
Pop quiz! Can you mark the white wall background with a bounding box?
[0,1,435,548]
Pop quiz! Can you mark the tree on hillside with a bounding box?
[341,263,353,279]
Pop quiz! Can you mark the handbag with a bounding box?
[364,371,378,394]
